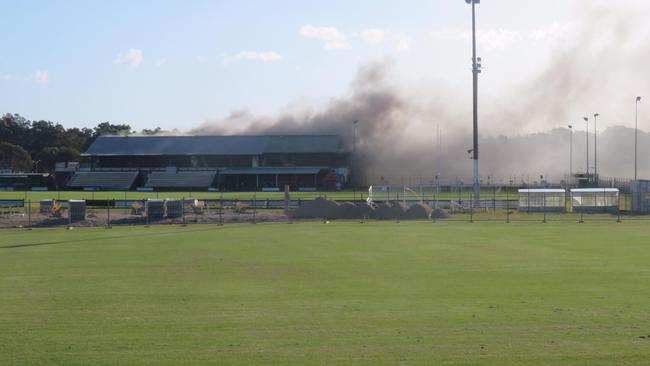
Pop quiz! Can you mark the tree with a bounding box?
[0,142,33,172]
[141,127,162,135]
[34,146,81,172]
[93,122,131,138]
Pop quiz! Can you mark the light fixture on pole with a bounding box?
[465,0,481,200]
[634,97,641,181]
[584,117,589,178]
[594,113,599,183]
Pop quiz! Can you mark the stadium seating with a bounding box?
[66,171,139,190]
[144,171,217,190]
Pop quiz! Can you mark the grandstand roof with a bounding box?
[83,135,345,156]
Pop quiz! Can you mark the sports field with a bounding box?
[1,222,648,365]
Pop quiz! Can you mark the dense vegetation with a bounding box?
[0,113,141,173]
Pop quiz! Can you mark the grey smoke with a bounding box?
[191,4,650,185]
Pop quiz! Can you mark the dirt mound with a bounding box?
[431,208,451,219]
[372,202,407,220]
[290,198,340,219]
[403,203,433,220]
[356,202,375,218]
[333,202,362,219]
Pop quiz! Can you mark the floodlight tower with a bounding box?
[594,113,599,184]
[635,96,642,181]
[466,0,481,200]
[568,125,573,183]
[584,117,589,178]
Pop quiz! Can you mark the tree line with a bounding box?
[0,113,146,173]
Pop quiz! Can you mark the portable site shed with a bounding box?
[570,188,619,214]
[518,189,566,212]
[630,180,650,214]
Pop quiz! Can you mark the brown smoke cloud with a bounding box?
[191,4,650,185]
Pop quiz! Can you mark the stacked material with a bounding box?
[68,200,86,222]
[145,199,165,220]
[40,200,54,214]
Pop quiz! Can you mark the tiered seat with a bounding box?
[144,171,217,189]
[67,172,138,190]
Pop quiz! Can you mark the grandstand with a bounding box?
[65,135,350,191]
[66,171,139,190]
[144,171,217,190]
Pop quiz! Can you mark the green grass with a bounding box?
[1,222,649,365]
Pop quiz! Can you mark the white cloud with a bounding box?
[299,25,350,50]
[0,73,14,81]
[115,49,144,69]
[473,28,522,50]
[530,22,574,41]
[394,34,412,52]
[226,51,283,63]
[154,58,167,67]
[359,28,387,45]
[432,22,573,51]
[32,71,49,84]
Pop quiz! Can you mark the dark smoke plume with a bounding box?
[191,4,650,185]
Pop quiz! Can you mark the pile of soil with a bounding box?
[372,202,407,220]
[356,202,375,218]
[334,202,362,219]
[290,198,340,219]
[431,208,451,219]
[403,203,433,220]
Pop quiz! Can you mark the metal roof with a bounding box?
[220,167,323,175]
[518,189,566,193]
[83,135,345,156]
[570,188,619,193]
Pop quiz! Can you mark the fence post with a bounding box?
[470,193,474,223]
[252,193,257,224]
[543,193,547,223]
[506,190,510,224]
[107,200,112,228]
[218,192,224,226]
[28,199,32,230]
[617,192,622,223]
[182,197,186,226]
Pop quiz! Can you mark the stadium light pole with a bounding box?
[568,125,573,184]
[584,117,589,178]
[466,0,481,200]
[352,120,359,154]
[635,96,641,181]
[594,113,599,184]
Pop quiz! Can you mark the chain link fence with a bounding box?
[0,186,648,229]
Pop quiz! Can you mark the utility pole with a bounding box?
[568,125,573,186]
[584,117,589,179]
[594,113,599,184]
[634,97,641,181]
[466,0,481,200]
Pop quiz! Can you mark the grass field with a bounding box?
[2,222,649,365]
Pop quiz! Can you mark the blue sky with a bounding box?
[0,0,643,132]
